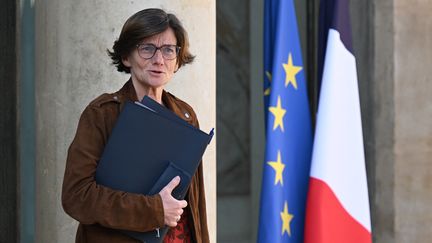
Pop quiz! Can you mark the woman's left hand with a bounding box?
[159,176,188,227]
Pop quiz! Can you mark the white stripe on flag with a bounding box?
[310,29,371,231]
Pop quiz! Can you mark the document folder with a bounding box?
[95,98,213,243]
[140,95,196,129]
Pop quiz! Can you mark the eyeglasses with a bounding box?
[136,44,180,60]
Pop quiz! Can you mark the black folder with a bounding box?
[95,97,214,243]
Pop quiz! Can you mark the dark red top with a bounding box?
[163,211,192,243]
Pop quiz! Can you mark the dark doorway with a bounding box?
[0,0,17,242]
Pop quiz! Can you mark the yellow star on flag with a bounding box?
[268,96,286,132]
[267,150,285,186]
[280,201,294,236]
[282,53,302,89]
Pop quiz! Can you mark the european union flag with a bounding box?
[258,0,313,242]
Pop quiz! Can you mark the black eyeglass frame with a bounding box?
[136,43,181,60]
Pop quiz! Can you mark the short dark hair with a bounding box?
[107,8,195,73]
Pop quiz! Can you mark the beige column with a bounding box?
[35,1,216,242]
[393,1,432,243]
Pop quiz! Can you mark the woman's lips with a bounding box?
[148,70,164,77]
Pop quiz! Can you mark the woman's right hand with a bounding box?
[159,176,188,227]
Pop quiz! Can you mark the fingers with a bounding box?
[166,209,184,227]
[159,177,188,227]
[163,176,181,194]
[166,220,177,227]
[164,201,187,227]
[178,199,187,208]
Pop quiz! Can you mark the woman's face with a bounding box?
[122,27,178,91]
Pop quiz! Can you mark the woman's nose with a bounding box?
[152,49,164,63]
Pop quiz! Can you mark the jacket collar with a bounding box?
[117,79,138,102]
[115,79,189,122]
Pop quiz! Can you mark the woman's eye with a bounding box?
[142,46,155,52]
[164,47,175,54]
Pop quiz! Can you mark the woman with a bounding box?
[62,8,209,243]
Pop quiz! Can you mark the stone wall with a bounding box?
[352,1,432,242]
[393,1,432,242]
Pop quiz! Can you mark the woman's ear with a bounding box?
[122,55,131,68]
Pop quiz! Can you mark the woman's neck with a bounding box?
[131,80,164,104]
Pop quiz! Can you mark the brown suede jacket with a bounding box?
[62,80,209,243]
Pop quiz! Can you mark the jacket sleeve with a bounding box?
[61,104,165,232]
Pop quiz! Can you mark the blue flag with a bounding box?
[258,0,313,242]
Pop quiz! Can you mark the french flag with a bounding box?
[304,1,372,243]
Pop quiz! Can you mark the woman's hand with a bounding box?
[159,176,188,227]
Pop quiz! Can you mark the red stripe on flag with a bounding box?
[305,178,372,243]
